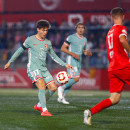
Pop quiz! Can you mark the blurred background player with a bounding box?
[84,7,130,125]
[57,23,92,104]
[4,20,73,116]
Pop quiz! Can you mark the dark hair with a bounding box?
[110,7,124,18]
[75,22,85,29]
[36,20,51,29]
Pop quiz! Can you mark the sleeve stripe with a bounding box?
[119,34,127,38]
[64,42,69,46]
[22,45,27,50]
[66,41,70,44]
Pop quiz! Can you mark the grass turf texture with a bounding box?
[0,89,130,130]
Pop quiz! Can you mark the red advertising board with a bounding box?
[0,68,32,88]
[52,69,100,90]
[122,0,130,11]
[0,0,3,12]
[4,0,119,12]
[0,68,130,91]
[1,12,130,26]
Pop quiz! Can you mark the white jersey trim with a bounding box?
[27,48,31,72]
[119,33,127,38]
[68,55,71,64]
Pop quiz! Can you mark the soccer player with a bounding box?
[57,23,92,104]
[4,20,73,116]
[84,7,130,125]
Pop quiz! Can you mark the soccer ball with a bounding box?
[56,71,69,84]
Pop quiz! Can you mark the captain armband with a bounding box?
[64,41,70,46]
[22,45,27,50]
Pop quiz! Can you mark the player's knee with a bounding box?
[74,77,80,82]
[110,98,120,105]
[50,86,57,92]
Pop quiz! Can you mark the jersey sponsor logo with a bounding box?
[122,29,127,34]
[74,42,78,43]
[45,44,48,48]
[33,44,37,46]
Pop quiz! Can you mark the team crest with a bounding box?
[45,44,48,48]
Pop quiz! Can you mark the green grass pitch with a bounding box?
[0,89,130,130]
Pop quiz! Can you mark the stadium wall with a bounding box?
[1,12,130,26]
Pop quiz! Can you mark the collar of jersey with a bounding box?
[35,35,44,41]
[76,33,83,39]
[113,24,122,26]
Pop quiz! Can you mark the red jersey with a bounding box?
[106,24,129,71]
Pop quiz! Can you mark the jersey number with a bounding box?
[108,34,114,59]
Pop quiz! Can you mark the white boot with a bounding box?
[58,86,64,99]
[84,109,92,125]
[62,98,70,104]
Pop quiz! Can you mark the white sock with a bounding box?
[62,85,66,89]
[37,102,42,107]
[43,107,47,112]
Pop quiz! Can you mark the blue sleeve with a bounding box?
[8,47,24,63]
[48,41,67,66]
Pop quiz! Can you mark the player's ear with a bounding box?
[111,16,114,22]
[37,28,39,32]
[123,15,125,20]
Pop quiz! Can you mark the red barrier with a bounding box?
[0,68,32,88]
[0,68,130,91]
[1,13,130,26]
[4,0,118,12]
[52,69,100,90]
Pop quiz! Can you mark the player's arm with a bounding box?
[61,43,79,60]
[48,44,73,69]
[120,35,130,53]
[4,46,25,69]
[83,38,92,56]
[4,37,30,69]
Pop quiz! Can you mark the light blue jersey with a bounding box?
[8,35,67,84]
[64,33,87,77]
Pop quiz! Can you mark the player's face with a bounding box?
[37,27,48,39]
[76,25,85,35]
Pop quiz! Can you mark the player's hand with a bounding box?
[71,53,79,60]
[65,64,73,69]
[4,62,10,69]
[84,50,92,56]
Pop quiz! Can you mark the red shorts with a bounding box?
[109,65,130,93]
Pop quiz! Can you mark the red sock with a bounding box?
[90,98,112,115]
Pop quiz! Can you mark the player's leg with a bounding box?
[57,77,79,103]
[84,71,124,125]
[46,82,57,101]
[57,77,80,104]
[35,79,47,111]
[35,79,53,116]
[36,70,56,107]
[44,71,56,101]
[62,65,81,103]
[58,60,80,99]
[64,77,79,95]
[84,92,121,125]
[27,69,52,116]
